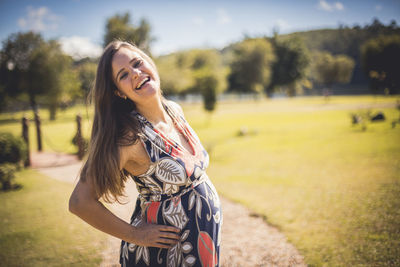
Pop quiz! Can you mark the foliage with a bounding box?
[104,12,153,54]
[30,40,81,120]
[0,163,17,190]
[156,49,227,96]
[311,51,355,89]
[156,53,194,95]
[71,134,89,156]
[0,32,46,109]
[75,59,98,98]
[0,132,26,191]
[268,36,310,97]
[227,38,274,93]
[0,132,27,165]
[194,72,218,113]
[361,35,400,94]
[0,84,9,112]
[0,32,81,119]
[282,18,400,85]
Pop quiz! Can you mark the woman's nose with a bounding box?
[130,67,140,80]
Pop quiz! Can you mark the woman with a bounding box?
[69,41,222,267]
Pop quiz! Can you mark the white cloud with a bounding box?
[375,5,382,11]
[275,19,290,31]
[216,8,231,25]
[317,0,344,11]
[18,6,61,32]
[59,36,103,60]
[334,2,344,10]
[192,16,204,26]
[318,0,332,11]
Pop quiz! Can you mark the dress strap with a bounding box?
[130,104,181,159]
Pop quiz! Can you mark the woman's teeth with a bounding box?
[136,77,150,90]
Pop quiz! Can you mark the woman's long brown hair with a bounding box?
[80,41,159,203]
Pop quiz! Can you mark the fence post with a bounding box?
[76,114,84,160]
[22,115,30,167]
[34,111,42,151]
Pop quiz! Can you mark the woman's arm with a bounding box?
[69,178,181,249]
[68,146,181,248]
[69,178,137,242]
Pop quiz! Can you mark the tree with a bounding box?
[201,77,217,113]
[282,19,400,86]
[75,59,97,98]
[311,51,355,94]
[188,49,226,95]
[227,38,274,94]
[33,40,81,119]
[0,32,46,111]
[104,12,153,54]
[268,36,310,97]
[194,70,218,114]
[156,49,227,96]
[361,35,400,94]
[0,32,81,119]
[156,52,194,96]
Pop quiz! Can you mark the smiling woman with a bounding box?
[68,41,222,267]
[112,47,160,104]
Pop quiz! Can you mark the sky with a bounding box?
[0,0,399,58]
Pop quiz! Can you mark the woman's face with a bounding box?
[111,47,160,105]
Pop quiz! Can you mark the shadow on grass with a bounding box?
[0,118,21,125]
[0,184,23,193]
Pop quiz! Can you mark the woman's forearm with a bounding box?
[69,195,136,244]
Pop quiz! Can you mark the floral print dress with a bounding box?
[119,102,222,267]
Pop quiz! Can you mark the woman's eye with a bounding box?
[134,60,142,68]
[120,72,128,80]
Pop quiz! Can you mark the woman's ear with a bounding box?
[114,90,126,99]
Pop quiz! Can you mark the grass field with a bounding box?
[0,105,94,154]
[0,169,107,266]
[184,96,400,266]
[1,95,399,266]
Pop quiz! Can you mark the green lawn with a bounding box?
[0,105,94,154]
[183,96,400,266]
[0,169,107,266]
[0,95,399,266]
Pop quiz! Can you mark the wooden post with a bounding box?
[22,115,30,167]
[76,114,84,160]
[34,111,42,151]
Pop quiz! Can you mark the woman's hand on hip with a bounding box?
[131,221,181,249]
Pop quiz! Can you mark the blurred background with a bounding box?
[0,0,399,266]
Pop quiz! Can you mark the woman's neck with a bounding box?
[135,96,169,126]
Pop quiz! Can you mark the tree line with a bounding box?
[1,13,399,118]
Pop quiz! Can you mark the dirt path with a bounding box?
[34,153,306,266]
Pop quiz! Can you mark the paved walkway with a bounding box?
[33,152,306,266]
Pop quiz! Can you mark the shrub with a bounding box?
[71,134,88,155]
[0,163,17,190]
[0,132,27,165]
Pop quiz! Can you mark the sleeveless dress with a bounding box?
[119,102,223,267]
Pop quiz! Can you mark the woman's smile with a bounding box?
[135,77,150,90]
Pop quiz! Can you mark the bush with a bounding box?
[71,134,88,156]
[0,132,27,165]
[197,75,218,113]
[0,163,17,190]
